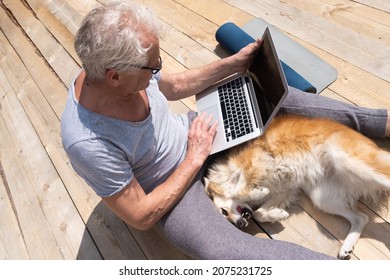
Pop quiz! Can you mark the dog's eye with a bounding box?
[221,208,228,216]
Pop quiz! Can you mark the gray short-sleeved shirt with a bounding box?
[61,72,189,197]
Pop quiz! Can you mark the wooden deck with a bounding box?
[0,0,389,260]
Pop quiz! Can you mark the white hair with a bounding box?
[74,0,159,80]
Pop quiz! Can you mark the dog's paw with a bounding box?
[276,209,290,220]
[253,208,289,223]
[338,245,353,260]
[251,187,270,199]
[237,187,269,201]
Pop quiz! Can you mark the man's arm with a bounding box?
[102,113,218,230]
[102,155,201,230]
[159,39,261,101]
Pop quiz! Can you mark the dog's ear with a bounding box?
[203,177,210,192]
[202,177,209,188]
[203,177,214,199]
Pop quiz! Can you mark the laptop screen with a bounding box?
[248,29,287,126]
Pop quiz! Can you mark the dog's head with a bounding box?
[204,177,254,228]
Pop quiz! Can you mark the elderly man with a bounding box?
[61,0,389,259]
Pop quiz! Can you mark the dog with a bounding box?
[204,114,390,259]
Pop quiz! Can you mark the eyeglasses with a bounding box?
[132,56,162,74]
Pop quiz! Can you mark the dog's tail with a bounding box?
[326,133,390,199]
[368,148,390,191]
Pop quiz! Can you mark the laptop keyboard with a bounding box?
[218,78,254,142]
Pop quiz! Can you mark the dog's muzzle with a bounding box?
[242,207,253,220]
[236,207,253,228]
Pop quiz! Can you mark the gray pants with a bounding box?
[158,88,388,259]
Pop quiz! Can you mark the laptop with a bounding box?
[196,27,289,154]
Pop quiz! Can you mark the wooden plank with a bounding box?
[275,1,390,109]
[41,0,96,35]
[354,206,390,259]
[0,64,93,259]
[128,226,192,260]
[342,0,390,27]
[285,0,390,45]
[354,0,390,13]
[135,0,217,63]
[300,197,390,259]
[259,198,345,258]
[26,0,81,64]
[168,100,191,115]
[0,68,66,259]
[289,35,390,110]
[0,3,70,118]
[175,0,253,26]
[3,0,79,87]
[0,132,30,260]
[137,0,218,52]
[0,13,102,259]
[83,202,147,260]
[225,0,390,83]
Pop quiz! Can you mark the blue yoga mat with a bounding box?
[216,22,317,93]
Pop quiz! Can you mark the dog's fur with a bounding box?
[204,114,390,259]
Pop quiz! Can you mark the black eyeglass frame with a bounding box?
[133,56,162,74]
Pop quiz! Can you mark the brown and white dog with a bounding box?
[204,114,390,259]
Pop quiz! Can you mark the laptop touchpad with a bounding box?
[199,105,219,123]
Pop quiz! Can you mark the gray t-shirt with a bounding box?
[61,72,189,197]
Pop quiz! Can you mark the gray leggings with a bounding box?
[158,88,388,259]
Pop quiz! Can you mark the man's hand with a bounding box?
[186,112,218,166]
[232,39,262,74]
